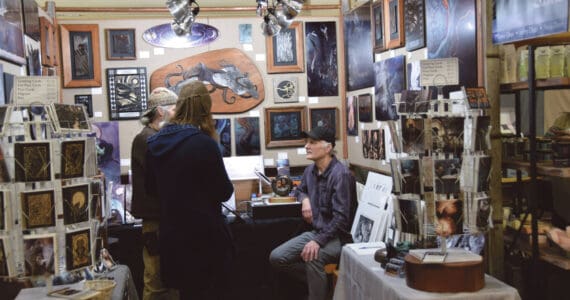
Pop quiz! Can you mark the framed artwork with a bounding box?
[266,21,304,73]
[344,4,374,91]
[214,118,231,157]
[235,117,261,156]
[346,95,358,136]
[305,21,338,97]
[264,106,307,148]
[20,189,55,229]
[39,17,55,67]
[402,117,425,154]
[374,55,405,121]
[21,0,39,41]
[371,1,385,53]
[397,196,421,234]
[23,234,57,276]
[384,0,405,49]
[0,0,26,65]
[105,28,136,60]
[14,142,52,182]
[0,238,9,276]
[404,0,426,51]
[61,140,86,179]
[92,122,121,185]
[0,191,6,231]
[25,35,41,76]
[434,158,461,195]
[309,107,339,139]
[358,93,373,122]
[399,158,421,194]
[431,117,465,155]
[435,197,463,236]
[62,184,90,225]
[60,24,101,88]
[50,103,91,132]
[66,228,92,270]
[74,95,93,118]
[107,67,148,120]
[273,77,299,104]
[239,24,252,44]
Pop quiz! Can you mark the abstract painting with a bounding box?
[214,118,231,157]
[305,21,338,97]
[344,4,374,91]
[374,55,405,121]
[235,117,260,156]
[92,122,121,186]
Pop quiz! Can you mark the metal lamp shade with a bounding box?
[261,13,281,36]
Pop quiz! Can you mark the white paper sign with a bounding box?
[420,57,459,87]
[13,76,59,105]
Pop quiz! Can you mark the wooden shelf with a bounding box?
[505,228,570,270]
[503,160,570,178]
[500,77,570,93]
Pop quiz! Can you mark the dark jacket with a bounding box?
[146,123,235,290]
[130,126,159,220]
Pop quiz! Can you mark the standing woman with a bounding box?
[146,81,235,299]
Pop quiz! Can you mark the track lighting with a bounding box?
[167,0,200,36]
[258,0,303,37]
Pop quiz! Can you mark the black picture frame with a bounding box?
[264,106,307,148]
[65,228,92,270]
[21,0,39,41]
[14,142,52,182]
[21,190,55,229]
[74,95,93,118]
[62,184,90,225]
[0,0,26,65]
[404,0,426,51]
[309,107,339,139]
[107,67,148,120]
[358,93,373,123]
[105,28,136,60]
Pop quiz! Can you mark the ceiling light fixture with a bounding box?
[258,0,304,37]
[167,0,201,36]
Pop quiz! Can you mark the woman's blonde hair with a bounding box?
[171,81,218,140]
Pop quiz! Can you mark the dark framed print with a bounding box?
[21,189,55,229]
[264,106,307,148]
[266,21,304,73]
[305,21,338,97]
[74,94,93,118]
[273,77,299,104]
[14,142,52,182]
[107,67,148,120]
[404,0,426,51]
[235,117,261,156]
[358,93,373,123]
[50,103,91,132]
[62,184,90,225]
[309,107,339,139]
[23,234,57,276]
[344,4,374,91]
[384,0,405,49]
[0,0,26,65]
[60,24,101,88]
[214,118,231,157]
[105,28,136,60]
[371,1,385,53]
[66,228,92,271]
[61,140,86,179]
[21,0,39,41]
[39,17,54,67]
[346,95,358,136]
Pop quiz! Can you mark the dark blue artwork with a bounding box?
[374,55,405,121]
[91,121,121,186]
[305,21,338,97]
[215,118,231,157]
[142,23,219,48]
[426,0,477,94]
[344,5,374,91]
[235,117,260,156]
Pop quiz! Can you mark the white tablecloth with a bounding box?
[15,265,139,300]
[333,246,521,300]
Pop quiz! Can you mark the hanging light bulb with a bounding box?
[257,0,303,36]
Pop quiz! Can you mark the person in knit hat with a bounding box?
[131,87,179,300]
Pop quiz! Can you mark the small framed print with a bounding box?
[65,228,92,270]
[0,238,10,276]
[61,140,86,179]
[14,142,52,182]
[384,0,405,49]
[62,184,89,225]
[358,93,373,123]
[404,0,426,52]
[21,189,55,229]
[273,77,299,104]
[309,107,339,139]
[266,21,304,74]
[105,28,136,60]
[22,0,40,41]
[371,1,385,53]
[50,103,91,133]
[264,106,307,148]
[107,67,148,120]
[60,24,102,88]
[74,95,93,118]
[23,233,57,276]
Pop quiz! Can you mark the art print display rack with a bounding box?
[0,83,104,285]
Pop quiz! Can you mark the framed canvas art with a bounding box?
[404,0,426,51]
[264,106,307,148]
[371,1,385,53]
[105,28,136,60]
[384,0,405,49]
[309,107,339,139]
[235,117,261,156]
[358,93,373,123]
[21,0,39,41]
[0,0,25,65]
[60,24,101,88]
[344,4,374,91]
[214,118,231,157]
[305,21,338,97]
[266,22,304,73]
[107,67,148,120]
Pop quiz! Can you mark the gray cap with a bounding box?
[142,87,178,117]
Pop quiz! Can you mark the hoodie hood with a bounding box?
[147,123,201,158]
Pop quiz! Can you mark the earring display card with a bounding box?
[65,228,91,271]
[21,189,55,229]
[62,184,90,225]
[14,142,52,182]
[60,140,86,179]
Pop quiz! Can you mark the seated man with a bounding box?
[269,127,356,300]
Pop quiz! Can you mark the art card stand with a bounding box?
[0,100,103,286]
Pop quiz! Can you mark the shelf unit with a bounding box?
[500,45,570,297]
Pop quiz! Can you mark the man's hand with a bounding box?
[301,240,320,262]
[301,197,313,224]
